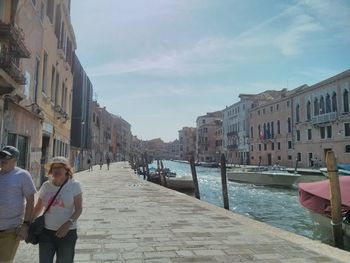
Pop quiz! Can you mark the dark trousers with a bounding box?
[39,228,77,263]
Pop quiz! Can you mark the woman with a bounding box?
[33,156,82,263]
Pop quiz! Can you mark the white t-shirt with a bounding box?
[39,178,82,231]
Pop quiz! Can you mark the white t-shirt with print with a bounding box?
[39,178,82,231]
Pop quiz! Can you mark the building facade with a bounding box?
[70,54,93,171]
[293,70,350,167]
[178,127,196,161]
[196,111,223,163]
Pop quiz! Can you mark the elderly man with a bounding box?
[0,146,36,263]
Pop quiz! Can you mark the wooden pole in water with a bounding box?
[144,153,150,181]
[190,156,200,199]
[326,150,344,249]
[220,154,229,210]
[160,160,167,187]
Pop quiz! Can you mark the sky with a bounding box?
[71,0,350,142]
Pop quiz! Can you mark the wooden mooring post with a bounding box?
[190,157,200,199]
[220,154,229,210]
[326,150,344,249]
[160,160,167,187]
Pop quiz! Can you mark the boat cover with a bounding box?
[298,176,350,218]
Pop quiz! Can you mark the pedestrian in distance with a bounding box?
[32,156,83,263]
[0,145,36,263]
[87,154,93,172]
[106,154,110,170]
[99,156,103,170]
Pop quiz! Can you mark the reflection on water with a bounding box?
[152,160,338,246]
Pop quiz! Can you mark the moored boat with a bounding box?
[166,176,194,191]
[320,164,350,177]
[227,166,300,187]
[298,177,350,248]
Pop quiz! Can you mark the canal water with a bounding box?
[150,160,334,246]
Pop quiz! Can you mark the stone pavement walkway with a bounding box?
[15,162,350,262]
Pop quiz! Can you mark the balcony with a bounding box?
[311,112,337,125]
[227,131,238,137]
[227,144,238,150]
[0,21,30,58]
[0,54,26,85]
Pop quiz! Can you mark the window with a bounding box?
[271,143,274,150]
[296,104,300,123]
[308,129,312,140]
[314,98,319,116]
[345,123,350,136]
[306,101,311,121]
[277,120,280,134]
[264,144,267,151]
[320,96,325,114]
[320,126,325,139]
[263,108,265,114]
[271,121,274,138]
[42,51,48,94]
[287,117,291,133]
[33,57,40,102]
[288,155,292,160]
[251,145,253,152]
[346,145,350,153]
[327,125,332,138]
[298,153,301,162]
[55,72,59,105]
[270,106,273,112]
[46,0,54,23]
[287,101,290,107]
[50,66,55,102]
[296,130,300,141]
[55,4,61,40]
[258,144,261,151]
[344,89,349,113]
[258,110,260,116]
[332,92,337,112]
[277,156,281,160]
[288,141,292,149]
[326,94,331,113]
[40,1,45,21]
[277,104,280,110]
[277,142,281,150]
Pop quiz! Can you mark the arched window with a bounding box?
[296,104,300,123]
[314,98,319,116]
[344,89,349,113]
[325,94,331,113]
[306,100,311,120]
[332,92,337,112]
[320,96,325,115]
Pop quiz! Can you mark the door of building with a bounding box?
[267,153,272,166]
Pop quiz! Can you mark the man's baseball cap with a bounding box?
[0,145,20,160]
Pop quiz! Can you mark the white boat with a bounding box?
[227,166,301,187]
[166,176,194,191]
[299,177,350,249]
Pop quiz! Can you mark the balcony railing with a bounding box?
[311,112,337,125]
[0,54,26,85]
[227,144,238,150]
[0,21,30,58]
[227,131,238,137]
